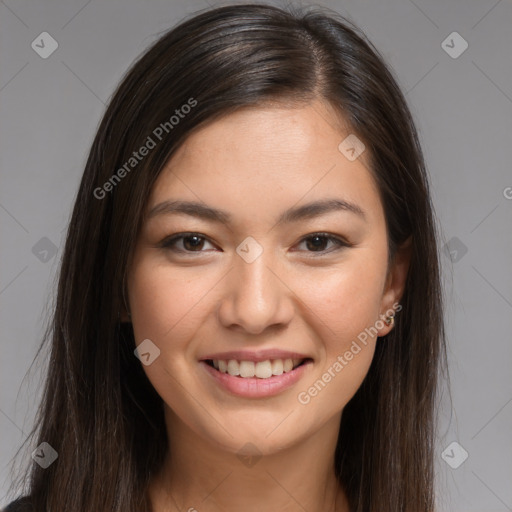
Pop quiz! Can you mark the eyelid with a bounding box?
[293,232,352,256]
[159,232,218,254]
[158,231,351,256]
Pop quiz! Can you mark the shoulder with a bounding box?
[2,496,33,512]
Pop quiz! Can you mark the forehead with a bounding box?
[146,100,382,226]
[166,100,354,173]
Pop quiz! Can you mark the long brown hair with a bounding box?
[6,3,447,511]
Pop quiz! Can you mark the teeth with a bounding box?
[211,357,305,379]
[255,360,273,378]
[239,361,255,378]
[271,359,283,375]
[227,359,240,376]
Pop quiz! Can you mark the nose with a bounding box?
[216,246,294,335]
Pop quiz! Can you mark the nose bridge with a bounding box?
[217,237,292,334]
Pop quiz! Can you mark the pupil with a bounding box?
[308,236,325,251]
[185,236,202,250]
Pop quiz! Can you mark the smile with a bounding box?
[206,358,306,378]
[200,358,313,398]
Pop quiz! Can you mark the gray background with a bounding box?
[1,0,511,510]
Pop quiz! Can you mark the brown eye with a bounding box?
[295,233,349,255]
[160,233,216,254]
[159,232,350,257]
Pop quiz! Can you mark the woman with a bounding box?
[3,2,447,511]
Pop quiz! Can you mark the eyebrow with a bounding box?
[147,198,366,226]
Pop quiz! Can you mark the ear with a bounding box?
[377,236,412,336]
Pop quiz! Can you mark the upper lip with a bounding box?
[200,349,312,363]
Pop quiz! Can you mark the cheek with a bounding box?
[293,249,388,342]
[128,259,217,346]
[127,259,217,424]
[292,253,387,411]
[127,240,388,429]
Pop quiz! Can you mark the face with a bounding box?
[126,99,409,456]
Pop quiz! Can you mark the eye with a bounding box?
[159,232,350,257]
[159,233,217,255]
[293,233,350,255]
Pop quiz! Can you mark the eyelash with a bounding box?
[158,232,351,257]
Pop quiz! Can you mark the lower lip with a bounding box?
[200,360,312,398]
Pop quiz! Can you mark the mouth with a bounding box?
[199,355,313,398]
[203,357,312,379]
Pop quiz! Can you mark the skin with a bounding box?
[124,99,411,512]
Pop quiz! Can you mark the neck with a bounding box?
[149,407,349,512]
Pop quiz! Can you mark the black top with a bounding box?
[2,496,33,512]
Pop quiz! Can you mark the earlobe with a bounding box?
[377,236,412,335]
[387,235,412,304]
